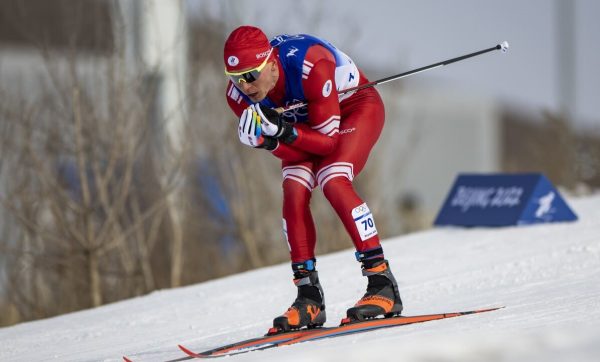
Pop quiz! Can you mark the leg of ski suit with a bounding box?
[281,87,384,262]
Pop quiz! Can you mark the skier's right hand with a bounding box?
[238,106,277,150]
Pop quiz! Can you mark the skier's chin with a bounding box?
[248,92,265,102]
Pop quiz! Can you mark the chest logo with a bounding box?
[322,79,333,97]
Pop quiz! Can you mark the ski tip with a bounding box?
[484,306,505,312]
[123,357,133,362]
[178,344,202,358]
[178,344,192,354]
[465,306,505,315]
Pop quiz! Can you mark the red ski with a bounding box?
[177,306,502,359]
[177,327,324,358]
[123,328,321,361]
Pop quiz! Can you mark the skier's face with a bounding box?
[235,59,278,103]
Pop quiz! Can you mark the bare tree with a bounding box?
[0,2,420,328]
[0,0,184,322]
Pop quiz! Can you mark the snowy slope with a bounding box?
[1,195,600,362]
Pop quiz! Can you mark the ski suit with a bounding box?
[225,34,385,263]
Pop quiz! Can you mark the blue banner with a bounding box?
[434,173,578,227]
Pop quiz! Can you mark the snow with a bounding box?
[1,195,600,362]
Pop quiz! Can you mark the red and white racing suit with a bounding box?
[226,43,385,263]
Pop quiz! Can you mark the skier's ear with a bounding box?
[268,59,278,74]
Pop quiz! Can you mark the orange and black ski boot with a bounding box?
[345,249,403,323]
[270,259,326,334]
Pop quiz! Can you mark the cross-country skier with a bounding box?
[223,25,403,331]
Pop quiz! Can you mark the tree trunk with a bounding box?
[88,250,102,307]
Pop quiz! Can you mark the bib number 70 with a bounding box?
[352,203,378,241]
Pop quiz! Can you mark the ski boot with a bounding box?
[344,250,403,324]
[269,259,326,334]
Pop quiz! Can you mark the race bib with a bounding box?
[352,203,378,241]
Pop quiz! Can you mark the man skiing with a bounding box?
[223,25,403,331]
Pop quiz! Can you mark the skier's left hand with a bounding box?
[252,104,297,143]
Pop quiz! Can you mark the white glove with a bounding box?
[251,104,297,143]
[238,106,278,150]
[238,106,264,147]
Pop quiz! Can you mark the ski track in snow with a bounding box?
[1,195,599,361]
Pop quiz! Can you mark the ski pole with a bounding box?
[275,41,509,114]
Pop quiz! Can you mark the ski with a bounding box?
[176,327,327,358]
[177,306,502,359]
[122,328,323,361]
[280,307,502,346]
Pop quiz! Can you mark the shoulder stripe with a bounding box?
[227,83,244,104]
[302,60,314,80]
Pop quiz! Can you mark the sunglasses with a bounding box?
[225,48,273,84]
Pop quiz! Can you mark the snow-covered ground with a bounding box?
[1,194,600,362]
